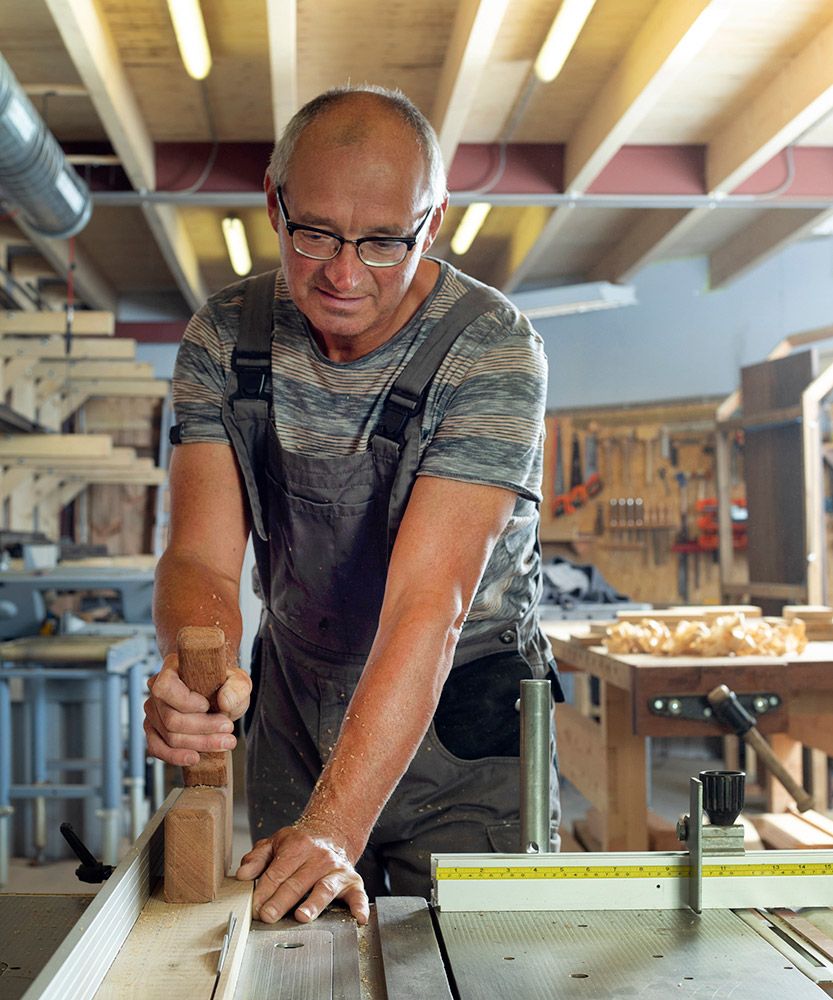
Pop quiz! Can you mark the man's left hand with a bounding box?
[236,825,369,925]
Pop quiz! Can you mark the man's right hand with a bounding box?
[143,652,252,766]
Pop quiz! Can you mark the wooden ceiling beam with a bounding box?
[504,0,730,293]
[478,205,553,290]
[566,0,732,194]
[709,209,826,288]
[431,0,510,170]
[499,205,574,294]
[43,0,207,312]
[708,17,833,194]
[266,0,298,140]
[588,208,698,284]
[142,203,207,313]
[689,14,833,288]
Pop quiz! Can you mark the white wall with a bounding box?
[535,237,833,410]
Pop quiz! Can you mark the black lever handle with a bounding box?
[60,822,114,883]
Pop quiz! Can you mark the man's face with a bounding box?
[266,107,443,360]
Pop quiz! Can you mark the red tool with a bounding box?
[568,432,587,509]
[552,419,574,517]
[584,430,603,498]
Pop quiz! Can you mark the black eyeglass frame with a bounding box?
[276,186,433,268]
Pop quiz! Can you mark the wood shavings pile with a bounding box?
[603,613,807,657]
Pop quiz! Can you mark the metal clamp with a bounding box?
[648,692,780,722]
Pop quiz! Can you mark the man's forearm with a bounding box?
[153,547,244,661]
[298,607,461,861]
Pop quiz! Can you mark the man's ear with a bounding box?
[422,195,448,252]
[264,173,280,234]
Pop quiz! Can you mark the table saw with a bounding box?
[6,773,833,999]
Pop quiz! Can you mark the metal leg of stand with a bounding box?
[126,663,146,841]
[99,671,122,866]
[0,677,12,887]
[82,678,100,852]
[520,678,553,854]
[31,674,47,863]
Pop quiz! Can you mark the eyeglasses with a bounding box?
[276,186,433,268]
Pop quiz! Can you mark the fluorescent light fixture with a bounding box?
[222,215,252,276]
[534,0,597,84]
[450,202,491,256]
[811,212,833,237]
[167,0,212,80]
[510,281,637,319]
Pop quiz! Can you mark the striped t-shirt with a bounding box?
[172,259,548,653]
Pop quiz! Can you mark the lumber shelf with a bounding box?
[0,310,114,336]
[0,433,113,459]
[0,336,136,359]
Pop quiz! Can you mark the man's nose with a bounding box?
[322,242,365,290]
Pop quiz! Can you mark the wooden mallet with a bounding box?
[164,626,233,903]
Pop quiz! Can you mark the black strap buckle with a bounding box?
[372,387,422,445]
[232,348,271,400]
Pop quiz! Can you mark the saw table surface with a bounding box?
[9,844,833,1000]
[436,907,828,999]
[0,894,94,1000]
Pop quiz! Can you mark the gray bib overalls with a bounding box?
[220,271,560,897]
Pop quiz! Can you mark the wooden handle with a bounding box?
[177,626,229,788]
[177,625,227,706]
[707,683,815,812]
[744,727,815,813]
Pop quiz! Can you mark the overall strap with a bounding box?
[221,271,278,543]
[231,270,277,401]
[372,285,504,447]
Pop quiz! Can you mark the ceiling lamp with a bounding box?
[167,0,213,80]
[534,0,597,84]
[510,281,637,319]
[450,203,491,256]
[811,212,833,237]
[222,215,252,276]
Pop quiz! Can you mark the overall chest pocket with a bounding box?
[264,443,395,654]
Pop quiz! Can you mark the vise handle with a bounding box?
[707,684,814,813]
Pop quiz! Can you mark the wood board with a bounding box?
[93,878,252,999]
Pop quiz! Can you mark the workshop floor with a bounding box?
[1,738,725,895]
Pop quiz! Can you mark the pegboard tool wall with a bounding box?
[540,400,745,606]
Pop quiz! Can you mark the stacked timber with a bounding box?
[0,309,168,549]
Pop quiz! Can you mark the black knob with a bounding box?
[700,770,745,826]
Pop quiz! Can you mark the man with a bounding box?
[145,85,561,928]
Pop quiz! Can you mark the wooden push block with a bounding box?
[164,787,227,903]
[164,626,232,904]
[179,626,230,789]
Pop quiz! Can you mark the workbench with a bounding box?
[544,620,833,851]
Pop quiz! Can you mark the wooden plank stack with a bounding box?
[0,309,168,547]
[783,605,833,642]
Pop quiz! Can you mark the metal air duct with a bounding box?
[0,50,92,239]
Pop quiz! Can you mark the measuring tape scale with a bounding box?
[435,862,833,881]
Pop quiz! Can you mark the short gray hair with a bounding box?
[267,85,447,207]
